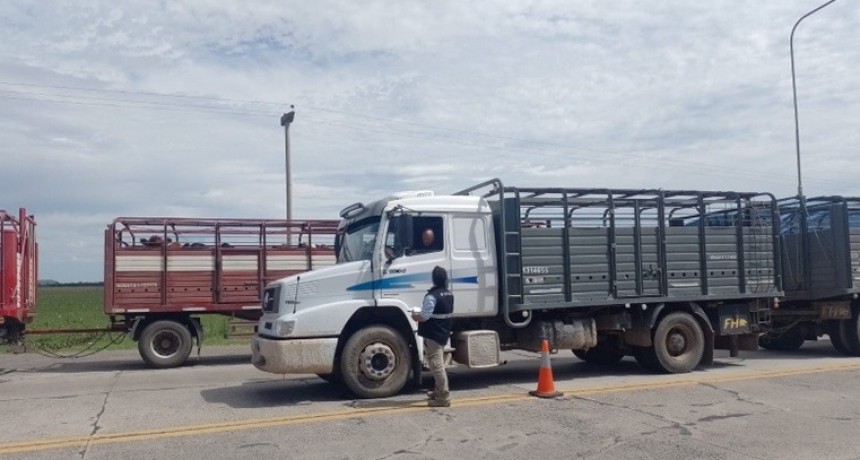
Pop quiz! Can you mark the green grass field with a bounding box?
[20,286,246,356]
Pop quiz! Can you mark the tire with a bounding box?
[844,311,860,356]
[339,325,412,399]
[138,320,194,369]
[828,320,853,356]
[572,339,625,365]
[758,328,805,351]
[649,312,705,374]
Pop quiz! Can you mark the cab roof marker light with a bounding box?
[339,202,366,218]
[389,190,434,200]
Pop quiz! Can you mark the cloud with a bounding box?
[0,1,857,281]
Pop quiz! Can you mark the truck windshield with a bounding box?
[337,217,381,263]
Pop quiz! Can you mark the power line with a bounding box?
[0,80,627,154]
[0,88,269,112]
[0,91,274,117]
[296,115,852,189]
[0,82,853,190]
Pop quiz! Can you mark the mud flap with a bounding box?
[701,330,715,366]
[715,334,759,354]
[689,305,715,366]
[412,351,423,388]
[189,317,203,359]
[129,317,145,341]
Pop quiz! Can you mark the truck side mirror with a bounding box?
[398,215,413,254]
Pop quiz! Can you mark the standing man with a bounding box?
[411,266,454,407]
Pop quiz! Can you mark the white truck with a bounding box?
[251,179,780,398]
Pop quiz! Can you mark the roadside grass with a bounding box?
[11,286,248,356]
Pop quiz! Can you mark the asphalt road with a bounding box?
[2,339,860,459]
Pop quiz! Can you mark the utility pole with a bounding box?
[791,0,837,198]
[280,105,296,245]
[789,0,837,291]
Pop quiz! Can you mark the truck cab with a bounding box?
[252,190,497,398]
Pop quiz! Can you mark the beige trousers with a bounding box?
[424,338,449,400]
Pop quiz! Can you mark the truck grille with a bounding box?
[262,286,281,313]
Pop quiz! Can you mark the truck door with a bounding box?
[379,215,447,311]
[450,214,497,316]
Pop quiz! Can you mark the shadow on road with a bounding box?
[201,378,351,407]
[198,356,704,408]
[20,352,252,374]
[728,339,850,361]
[14,339,850,376]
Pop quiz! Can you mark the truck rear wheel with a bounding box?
[828,320,853,356]
[640,312,704,374]
[830,318,860,356]
[138,320,193,369]
[844,313,860,356]
[572,338,625,365]
[340,325,411,399]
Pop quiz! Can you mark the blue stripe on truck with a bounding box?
[347,273,478,291]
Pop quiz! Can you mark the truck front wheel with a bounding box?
[340,325,411,399]
[138,320,193,368]
[639,312,704,374]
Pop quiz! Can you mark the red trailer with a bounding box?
[0,208,37,342]
[105,216,338,368]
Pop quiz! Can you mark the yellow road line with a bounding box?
[1,361,859,455]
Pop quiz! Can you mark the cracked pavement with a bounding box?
[2,342,860,459]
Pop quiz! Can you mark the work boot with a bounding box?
[427,390,449,400]
[427,398,451,408]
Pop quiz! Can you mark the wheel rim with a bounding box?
[150,330,181,358]
[359,342,397,381]
[665,325,693,358]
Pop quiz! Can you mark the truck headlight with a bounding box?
[274,320,296,337]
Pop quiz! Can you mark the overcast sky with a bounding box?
[1,1,857,282]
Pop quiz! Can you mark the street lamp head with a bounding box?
[280,105,296,127]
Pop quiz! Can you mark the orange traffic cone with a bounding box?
[529,339,563,398]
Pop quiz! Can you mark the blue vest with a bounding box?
[418,286,454,345]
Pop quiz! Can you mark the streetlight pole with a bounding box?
[280,105,296,244]
[791,0,836,198]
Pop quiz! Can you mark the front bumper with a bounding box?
[251,335,338,375]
